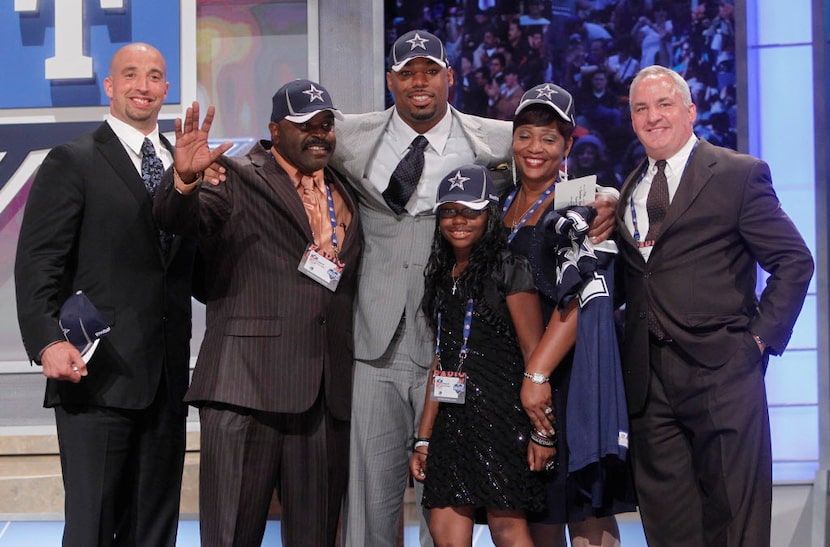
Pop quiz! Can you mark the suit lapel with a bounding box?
[95,123,150,208]
[94,124,168,263]
[616,158,647,251]
[660,139,714,238]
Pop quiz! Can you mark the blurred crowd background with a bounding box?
[385,0,737,188]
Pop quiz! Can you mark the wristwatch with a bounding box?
[523,372,550,384]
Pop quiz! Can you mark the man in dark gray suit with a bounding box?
[616,65,814,546]
[330,29,617,547]
[154,80,361,547]
[15,43,194,546]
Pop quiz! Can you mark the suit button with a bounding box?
[643,272,651,279]
[318,317,327,325]
[638,312,647,319]
[403,262,409,269]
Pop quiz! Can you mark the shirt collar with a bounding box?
[389,107,452,156]
[271,146,324,190]
[648,134,698,177]
[106,114,161,157]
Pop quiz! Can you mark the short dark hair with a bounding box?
[513,104,575,142]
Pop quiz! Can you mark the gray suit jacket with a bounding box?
[331,106,513,367]
[615,139,814,413]
[154,141,362,419]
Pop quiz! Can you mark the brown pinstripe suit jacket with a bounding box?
[154,140,361,420]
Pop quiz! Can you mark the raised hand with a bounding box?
[173,101,232,185]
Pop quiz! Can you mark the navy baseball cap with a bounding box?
[59,290,111,363]
[515,83,576,126]
[389,30,449,72]
[434,165,499,211]
[270,79,343,124]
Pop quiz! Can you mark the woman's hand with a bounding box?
[521,380,555,436]
[528,440,556,472]
[410,451,428,482]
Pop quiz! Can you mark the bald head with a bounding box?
[104,42,169,134]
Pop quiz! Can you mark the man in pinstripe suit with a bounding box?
[154,81,361,547]
[330,30,616,547]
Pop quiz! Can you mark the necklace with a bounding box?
[451,263,460,295]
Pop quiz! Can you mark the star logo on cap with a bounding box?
[303,84,325,103]
[534,84,559,100]
[406,32,430,51]
[448,171,470,191]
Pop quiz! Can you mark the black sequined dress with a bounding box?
[422,253,545,513]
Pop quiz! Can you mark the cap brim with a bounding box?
[515,99,574,125]
[283,108,344,123]
[433,199,491,212]
[79,338,100,364]
[391,55,448,72]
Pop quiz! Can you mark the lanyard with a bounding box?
[323,183,341,258]
[500,184,554,243]
[436,298,474,371]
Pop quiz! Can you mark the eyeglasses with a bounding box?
[437,206,487,219]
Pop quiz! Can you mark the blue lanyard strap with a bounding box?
[435,298,474,371]
[501,184,554,243]
[323,183,340,258]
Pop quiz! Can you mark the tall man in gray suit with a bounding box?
[616,66,814,546]
[154,80,361,547]
[330,30,616,546]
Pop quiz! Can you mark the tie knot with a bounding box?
[411,135,428,151]
[300,176,316,191]
[141,138,157,158]
[654,159,667,173]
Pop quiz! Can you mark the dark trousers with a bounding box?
[54,387,186,547]
[197,394,349,547]
[629,336,772,547]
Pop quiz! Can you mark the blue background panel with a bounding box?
[0,0,180,109]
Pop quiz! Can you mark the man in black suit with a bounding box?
[616,65,814,546]
[14,43,196,546]
[154,80,361,547]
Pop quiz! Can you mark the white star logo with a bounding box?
[534,84,559,100]
[406,32,429,51]
[448,171,470,191]
[303,84,325,103]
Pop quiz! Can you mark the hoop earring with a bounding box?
[561,155,569,182]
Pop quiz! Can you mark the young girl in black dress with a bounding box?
[409,164,554,546]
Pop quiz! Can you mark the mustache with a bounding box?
[303,138,332,151]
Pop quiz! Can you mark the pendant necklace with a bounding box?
[511,186,538,230]
[451,263,461,295]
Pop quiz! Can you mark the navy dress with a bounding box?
[423,252,546,514]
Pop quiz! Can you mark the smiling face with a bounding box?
[104,43,169,134]
[630,72,697,160]
[438,203,488,259]
[512,122,573,187]
[270,111,336,176]
[387,58,453,134]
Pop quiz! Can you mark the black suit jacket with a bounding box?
[615,139,813,414]
[15,122,195,414]
[153,141,362,420]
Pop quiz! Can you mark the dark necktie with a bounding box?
[645,159,668,242]
[383,135,429,215]
[140,138,173,256]
[645,159,668,339]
